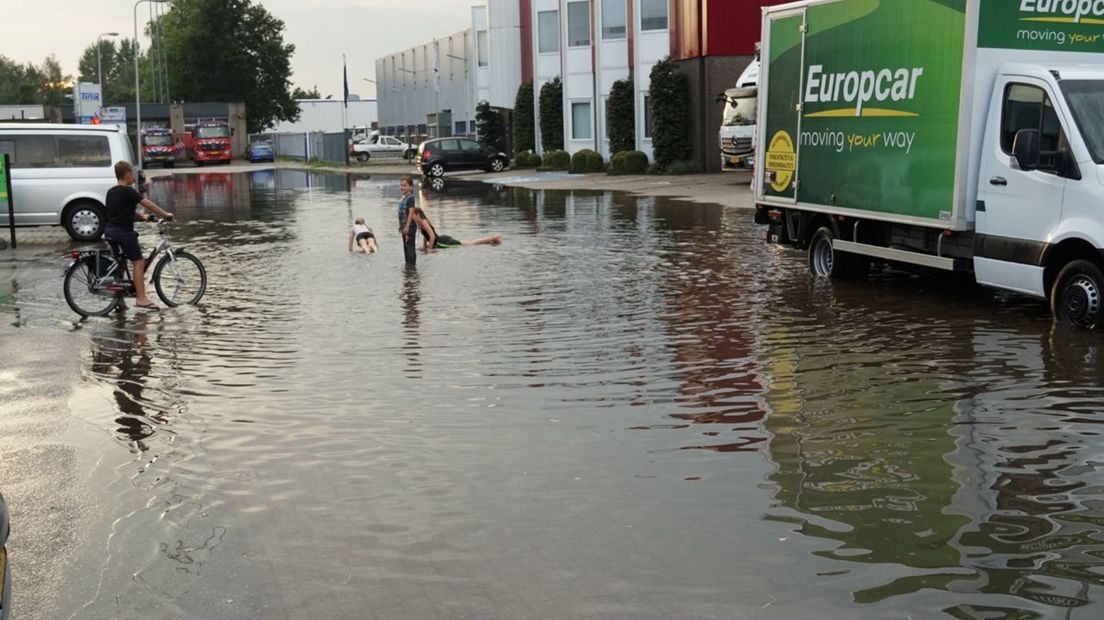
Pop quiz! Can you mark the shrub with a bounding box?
[609,150,648,175]
[514,151,534,168]
[609,151,627,175]
[513,82,535,154]
[542,149,570,170]
[623,150,649,174]
[539,77,564,152]
[571,149,604,174]
[665,159,704,175]
[476,100,506,153]
[606,79,635,155]
[649,57,691,171]
[529,152,543,168]
[583,150,604,173]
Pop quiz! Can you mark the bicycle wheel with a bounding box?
[153,251,207,307]
[63,257,120,317]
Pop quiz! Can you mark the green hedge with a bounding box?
[609,150,648,175]
[665,159,704,175]
[529,152,543,168]
[570,149,604,174]
[542,150,570,170]
[514,151,536,168]
[648,57,691,171]
[539,77,564,152]
[513,82,535,154]
[607,79,635,155]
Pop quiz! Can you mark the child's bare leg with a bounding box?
[462,235,502,246]
[368,239,378,253]
[358,238,370,253]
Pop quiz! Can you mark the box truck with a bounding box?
[755,0,1104,328]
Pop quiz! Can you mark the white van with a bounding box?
[0,123,135,241]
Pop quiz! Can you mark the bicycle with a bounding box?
[63,216,207,317]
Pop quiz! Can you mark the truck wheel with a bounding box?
[808,227,866,279]
[356,152,370,163]
[1051,259,1104,329]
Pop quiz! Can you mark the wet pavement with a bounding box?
[2,169,1104,619]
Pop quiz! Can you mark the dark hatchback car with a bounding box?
[415,138,509,177]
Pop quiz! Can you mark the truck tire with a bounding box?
[1051,259,1104,329]
[808,227,867,279]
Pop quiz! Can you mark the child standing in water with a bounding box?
[348,218,378,253]
[412,207,502,250]
[397,176,418,265]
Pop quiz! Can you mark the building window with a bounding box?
[470,120,477,134]
[643,94,653,139]
[538,10,559,54]
[641,0,668,31]
[477,31,489,67]
[572,101,593,140]
[455,120,467,135]
[601,0,626,40]
[567,1,591,48]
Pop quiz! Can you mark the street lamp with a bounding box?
[96,32,118,105]
[134,0,170,173]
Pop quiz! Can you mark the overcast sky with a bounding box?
[4,0,473,100]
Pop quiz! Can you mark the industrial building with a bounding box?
[373,0,786,170]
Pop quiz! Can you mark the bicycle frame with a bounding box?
[66,221,181,295]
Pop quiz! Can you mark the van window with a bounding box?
[1001,83,1064,171]
[57,135,112,167]
[1060,80,1104,164]
[9,135,56,168]
[0,134,112,168]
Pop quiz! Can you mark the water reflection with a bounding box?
[88,313,172,451]
[400,265,421,379]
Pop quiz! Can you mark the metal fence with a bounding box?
[252,131,348,165]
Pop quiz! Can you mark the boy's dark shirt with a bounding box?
[105,185,143,231]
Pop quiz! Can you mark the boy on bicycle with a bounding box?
[104,161,174,310]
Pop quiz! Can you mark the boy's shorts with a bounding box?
[105,226,143,260]
[434,235,461,248]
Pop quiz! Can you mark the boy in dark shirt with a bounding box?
[397,175,418,265]
[104,161,174,310]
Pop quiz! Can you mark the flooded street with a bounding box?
[3,170,1104,618]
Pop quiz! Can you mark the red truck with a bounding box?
[140,128,178,168]
[190,121,233,166]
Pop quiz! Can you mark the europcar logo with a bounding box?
[1019,0,1104,24]
[803,64,924,118]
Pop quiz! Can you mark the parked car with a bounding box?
[1,492,9,620]
[351,135,416,162]
[0,123,134,241]
[247,139,274,163]
[415,138,509,177]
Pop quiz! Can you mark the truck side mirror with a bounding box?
[714,93,728,104]
[1011,128,1040,171]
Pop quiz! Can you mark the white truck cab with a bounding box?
[719,55,760,171]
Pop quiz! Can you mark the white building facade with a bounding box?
[268,100,379,134]
[375,0,522,144]
[532,0,669,159]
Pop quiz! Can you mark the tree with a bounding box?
[538,77,563,152]
[512,82,535,154]
[0,56,43,104]
[76,38,150,104]
[475,100,506,153]
[606,78,635,155]
[159,0,299,132]
[648,57,691,170]
[292,85,322,99]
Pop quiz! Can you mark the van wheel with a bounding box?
[808,227,867,279]
[1051,259,1104,329]
[63,201,106,241]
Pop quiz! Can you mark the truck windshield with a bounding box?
[144,135,173,146]
[1060,80,1104,164]
[723,97,757,127]
[195,126,230,139]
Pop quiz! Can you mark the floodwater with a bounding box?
[2,169,1104,619]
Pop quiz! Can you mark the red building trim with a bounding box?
[520,0,534,83]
